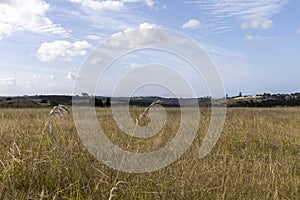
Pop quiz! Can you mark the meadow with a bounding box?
[0,106,299,199]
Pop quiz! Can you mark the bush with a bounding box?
[89,97,104,107]
[105,98,111,107]
[50,100,59,107]
[40,99,48,104]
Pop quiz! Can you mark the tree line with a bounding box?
[89,97,111,107]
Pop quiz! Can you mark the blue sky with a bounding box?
[0,0,299,96]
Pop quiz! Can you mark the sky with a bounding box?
[0,0,299,97]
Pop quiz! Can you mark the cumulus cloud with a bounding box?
[0,0,69,39]
[182,19,201,30]
[0,23,13,39]
[106,22,170,48]
[139,22,157,29]
[37,40,91,62]
[0,78,16,87]
[245,34,275,42]
[241,19,274,30]
[68,0,154,11]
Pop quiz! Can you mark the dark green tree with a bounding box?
[40,99,48,104]
[105,98,111,107]
[89,97,104,107]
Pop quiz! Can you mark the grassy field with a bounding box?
[0,107,299,199]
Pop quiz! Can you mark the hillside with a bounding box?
[1,93,300,108]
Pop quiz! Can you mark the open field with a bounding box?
[0,107,299,199]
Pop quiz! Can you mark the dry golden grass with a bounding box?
[0,107,299,199]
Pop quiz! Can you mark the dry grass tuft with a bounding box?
[132,99,162,135]
[108,181,129,200]
[42,105,71,140]
[49,105,70,117]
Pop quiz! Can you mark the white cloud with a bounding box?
[245,34,275,42]
[107,22,170,48]
[0,0,69,39]
[50,75,56,80]
[139,22,157,29]
[37,40,91,62]
[123,0,155,7]
[241,19,274,30]
[69,0,123,11]
[86,34,103,41]
[145,0,155,7]
[0,78,16,87]
[296,30,300,34]
[182,19,201,30]
[68,0,155,11]
[0,22,13,39]
[188,0,287,30]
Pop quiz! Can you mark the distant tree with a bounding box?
[50,100,59,107]
[5,97,12,101]
[96,98,104,107]
[105,98,111,107]
[239,92,242,97]
[89,97,104,107]
[81,92,89,97]
[40,99,48,104]
[263,93,271,99]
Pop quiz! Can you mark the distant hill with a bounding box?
[1,93,300,108]
[0,99,39,108]
[227,93,300,107]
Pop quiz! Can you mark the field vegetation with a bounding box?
[0,107,299,199]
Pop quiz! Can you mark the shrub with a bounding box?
[40,99,48,104]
